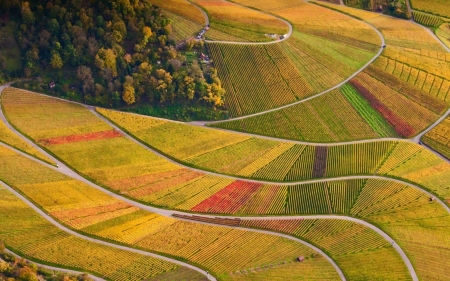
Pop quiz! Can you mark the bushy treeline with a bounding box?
[0,0,225,114]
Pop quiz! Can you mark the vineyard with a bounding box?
[150,0,206,24]
[410,0,450,18]
[190,0,288,42]
[164,10,203,43]
[211,89,383,141]
[206,1,380,116]
[422,115,450,159]
[0,120,52,164]
[0,186,202,281]
[0,145,339,280]
[241,219,409,281]
[436,23,450,49]
[412,11,445,27]
[94,106,450,202]
[1,0,450,279]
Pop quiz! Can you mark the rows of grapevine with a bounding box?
[410,0,450,18]
[0,145,332,278]
[211,89,379,142]
[422,115,450,159]
[239,218,408,280]
[207,43,313,116]
[164,10,203,43]
[4,89,450,208]
[436,23,450,49]
[341,83,399,137]
[350,72,439,137]
[371,51,450,103]
[0,120,53,163]
[412,11,445,27]
[367,15,445,51]
[0,187,196,281]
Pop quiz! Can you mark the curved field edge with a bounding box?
[92,108,450,207]
[0,148,344,281]
[204,0,383,117]
[0,117,442,278]
[208,1,450,141]
[0,145,424,280]
[0,88,448,209]
[190,0,290,43]
[0,144,414,280]
[3,248,104,281]
[0,182,211,281]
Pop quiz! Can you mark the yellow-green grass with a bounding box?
[0,145,339,280]
[149,0,206,24]
[0,119,53,164]
[422,115,450,159]
[410,0,450,18]
[436,23,450,49]
[211,89,381,142]
[191,0,289,42]
[0,185,204,281]
[241,219,411,281]
[164,10,203,42]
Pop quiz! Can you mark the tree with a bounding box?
[77,66,95,97]
[21,2,35,25]
[50,53,63,69]
[122,76,135,105]
[122,84,136,105]
[95,48,118,77]
[17,266,39,281]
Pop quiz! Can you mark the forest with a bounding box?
[0,0,226,120]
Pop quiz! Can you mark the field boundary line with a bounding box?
[3,249,105,281]
[188,0,293,45]
[0,87,448,205]
[196,3,385,123]
[0,180,217,281]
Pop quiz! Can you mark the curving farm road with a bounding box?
[4,249,105,281]
[0,3,447,280]
[0,89,447,209]
[189,2,386,123]
[0,153,345,281]
[188,0,293,45]
[0,143,422,281]
[0,180,217,281]
[2,90,447,281]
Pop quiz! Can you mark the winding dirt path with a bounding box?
[0,145,423,281]
[4,249,105,281]
[188,0,293,45]
[0,180,217,281]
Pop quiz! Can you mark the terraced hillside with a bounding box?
[0,184,207,281]
[1,0,449,280]
[211,1,450,139]
[422,115,450,159]
[0,144,342,281]
[207,1,380,116]
[94,107,450,201]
